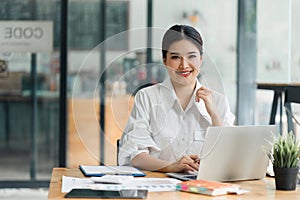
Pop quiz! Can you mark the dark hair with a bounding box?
[162,25,203,59]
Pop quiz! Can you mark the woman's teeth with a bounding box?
[178,71,191,77]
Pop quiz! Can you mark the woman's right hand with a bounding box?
[160,155,200,173]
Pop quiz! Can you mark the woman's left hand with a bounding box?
[196,86,222,126]
[196,86,213,115]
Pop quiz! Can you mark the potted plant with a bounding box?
[268,131,300,190]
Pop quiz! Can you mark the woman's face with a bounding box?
[164,39,202,87]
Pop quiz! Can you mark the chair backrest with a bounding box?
[284,86,300,134]
[285,86,300,104]
[131,83,155,96]
[116,139,120,165]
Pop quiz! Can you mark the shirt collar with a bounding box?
[160,77,203,95]
[159,78,178,110]
[184,79,202,111]
[159,78,204,111]
[159,78,211,121]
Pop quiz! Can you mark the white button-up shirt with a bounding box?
[118,78,235,166]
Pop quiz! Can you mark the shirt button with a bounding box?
[181,138,185,142]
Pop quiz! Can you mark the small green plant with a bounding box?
[269,131,300,168]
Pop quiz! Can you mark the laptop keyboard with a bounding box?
[181,174,197,180]
[166,172,197,181]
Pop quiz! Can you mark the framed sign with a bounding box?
[0,1,129,51]
[0,21,53,53]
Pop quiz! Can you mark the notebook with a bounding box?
[176,179,240,196]
[167,125,277,182]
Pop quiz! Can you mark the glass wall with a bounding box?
[256,0,300,138]
[67,0,238,167]
[0,0,60,184]
[68,0,150,166]
[259,0,300,82]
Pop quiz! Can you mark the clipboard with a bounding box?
[65,189,148,199]
[79,165,146,177]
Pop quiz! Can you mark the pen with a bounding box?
[104,172,133,175]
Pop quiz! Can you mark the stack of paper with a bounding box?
[62,176,181,193]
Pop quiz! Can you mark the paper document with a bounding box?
[62,176,181,193]
[61,176,94,193]
[91,175,135,184]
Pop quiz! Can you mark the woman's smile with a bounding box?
[176,69,193,77]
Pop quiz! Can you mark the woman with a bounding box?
[118,25,235,173]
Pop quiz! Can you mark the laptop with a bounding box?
[167,125,277,182]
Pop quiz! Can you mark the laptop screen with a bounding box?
[197,125,276,182]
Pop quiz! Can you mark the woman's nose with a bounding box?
[179,57,189,69]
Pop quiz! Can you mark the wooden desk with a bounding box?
[257,83,300,133]
[48,168,299,199]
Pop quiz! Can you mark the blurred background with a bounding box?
[0,0,299,189]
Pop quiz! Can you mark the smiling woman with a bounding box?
[118,24,235,174]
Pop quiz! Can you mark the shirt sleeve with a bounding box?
[118,90,161,166]
[214,91,235,126]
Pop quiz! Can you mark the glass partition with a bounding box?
[68,0,150,166]
[0,0,60,184]
[256,0,300,138]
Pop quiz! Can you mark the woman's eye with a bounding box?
[189,55,197,59]
[171,56,180,60]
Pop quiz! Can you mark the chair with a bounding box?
[284,86,300,134]
[131,83,155,96]
[116,139,120,165]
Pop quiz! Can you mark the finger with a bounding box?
[198,91,210,97]
[198,87,211,94]
[189,155,200,160]
[199,86,207,92]
[185,155,198,164]
[187,170,198,175]
[182,164,197,172]
[180,155,199,168]
[179,156,194,166]
[196,94,208,103]
[196,91,206,102]
[182,159,199,171]
[184,162,199,172]
[196,88,210,99]
[180,155,190,162]
[190,161,200,170]
[195,95,202,102]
